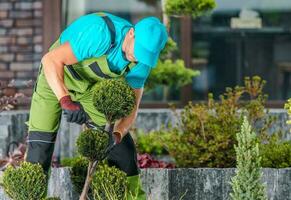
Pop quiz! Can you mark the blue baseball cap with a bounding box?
[134,17,168,68]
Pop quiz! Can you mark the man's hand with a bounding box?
[105,130,122,154]
[60,95,87,124]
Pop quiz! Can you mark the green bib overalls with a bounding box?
[25,13,145,199]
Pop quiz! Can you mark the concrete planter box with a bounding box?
[1,167,290,200]
[0,109,289,159]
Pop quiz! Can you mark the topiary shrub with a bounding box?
[146,59,200,91]
[78,79,136,200]
[230,117,267,200]
[77,129,110,199]
[165,0,216,18]
[61,156,89,194]
[77,129,109,162]
[91,162,127,200]
[145,37,200,101]
[2,162,47,200]
[92,79,135,125]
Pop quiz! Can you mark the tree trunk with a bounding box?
[161,0,169,30]
[79,123,113,200]
[162,86,170,102]
[79,160,99,200]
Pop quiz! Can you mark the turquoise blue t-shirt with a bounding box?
[60,12,151,89]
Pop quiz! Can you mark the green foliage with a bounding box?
[136,129,170,155]
[93,79,135,123]
[164,76,279,168]
[76,129,109,161]
[145,37,200,97]
[159,37,178,60]
[146,59,200,91]
[165,0,216,18]
[92,163,127,200]
[230,117,267,200]
[2,162,47,200]
[45,198,61,200]
[260,135,291,168]
[285,98,291,132]
[61,156,89,194]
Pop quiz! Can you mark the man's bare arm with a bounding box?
[113,88,143,138]
[41,42,78,100]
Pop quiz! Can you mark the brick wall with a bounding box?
[0,0,43,108]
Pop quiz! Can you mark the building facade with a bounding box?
[0,0,290,108]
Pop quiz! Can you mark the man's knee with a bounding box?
[25,131,57,174]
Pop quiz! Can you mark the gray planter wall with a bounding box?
[0,109,289,159]
[2,167,289,200]
[49,168,291,200]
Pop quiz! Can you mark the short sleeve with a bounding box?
[60,14,111,62]
[125,63,151,89]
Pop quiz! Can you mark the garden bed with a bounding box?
[0,109,289,159]
[1,167,290,200]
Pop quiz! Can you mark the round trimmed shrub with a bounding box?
[91,163,127,200]
[76,129,109,161]
[166,0,216,18]
[92,79,135,123]
[3,162,47,200]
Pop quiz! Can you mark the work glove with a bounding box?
[59,95,87,125]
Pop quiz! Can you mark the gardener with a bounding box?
[24,12,167,198]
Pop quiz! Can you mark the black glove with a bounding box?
[59,95,87,125]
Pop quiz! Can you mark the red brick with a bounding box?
[0,19,13,27]
[9,28,33,36]
[16,53,33,61]
[33,35,42,43]
[16,71,34,78]
[0,36,16,45]
[18,88,33,96]
[33,2,42,9]
[3,87,17,96]
[0,71,14,79]
[17,37,33,45]
[0,3,12,11]
[14,2,33,10]
[9,45,33,52]
[0,62,8,70]
[0,11,8,18]
[33,10,42,17]
[10,62,33,71]
[0,54,14,62]
[9,11,33,18]
[15,19,42,27]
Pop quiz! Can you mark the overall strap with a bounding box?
[98,12,135,74]
[99,13,116,53]
[102,16,116,49]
